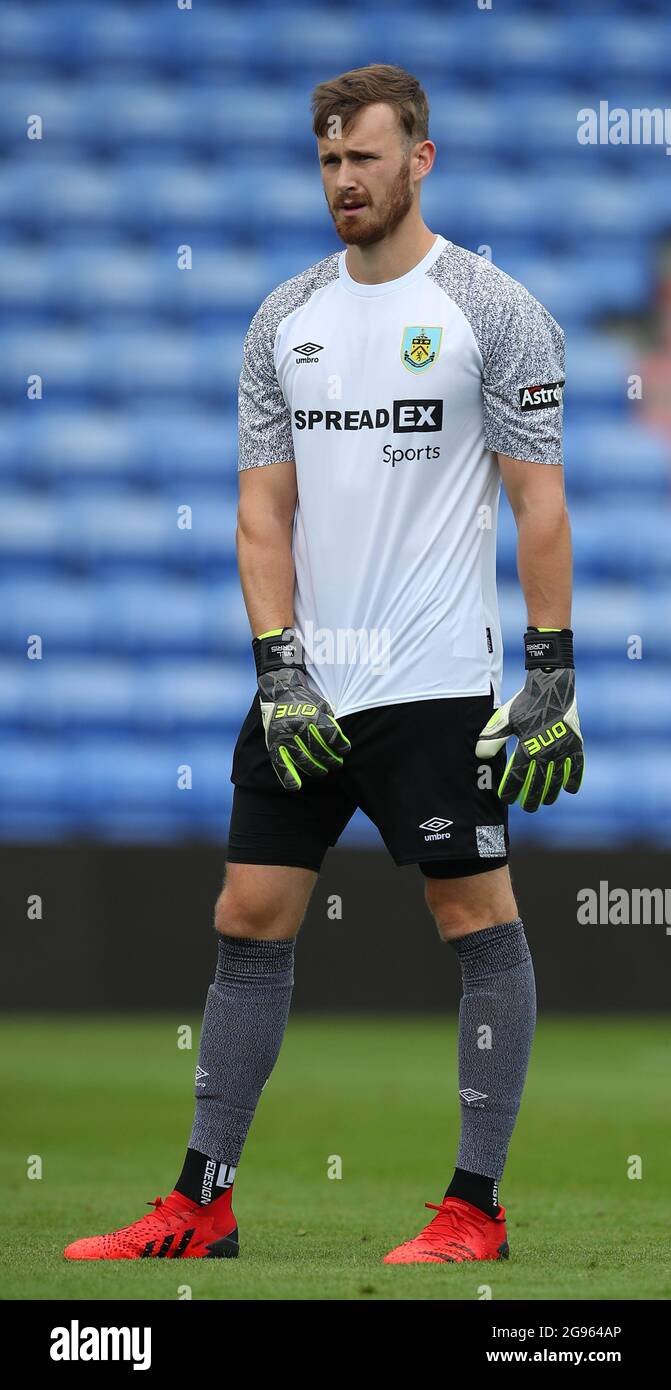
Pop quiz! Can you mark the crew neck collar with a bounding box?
[338,234,447,297]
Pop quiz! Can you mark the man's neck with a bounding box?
[344,219,437,286]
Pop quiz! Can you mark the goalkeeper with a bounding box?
[64,62,584,1268]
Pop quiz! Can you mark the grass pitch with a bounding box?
[1,1014,668,1301]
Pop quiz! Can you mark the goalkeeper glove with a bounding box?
[475,627,584,812]
[253,628,351,792]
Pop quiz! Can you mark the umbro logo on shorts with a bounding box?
[420,816,453,841]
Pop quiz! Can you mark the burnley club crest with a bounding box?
[401,325,443,373]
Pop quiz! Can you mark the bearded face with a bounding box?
[318,102,424,249]
[328,152,415,247]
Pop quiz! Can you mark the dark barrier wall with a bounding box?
[1,846,669,1012]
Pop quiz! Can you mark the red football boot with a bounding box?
[64,1189,239,1260]
[383,1196,509,1264]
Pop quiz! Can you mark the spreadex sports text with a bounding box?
[293,401,444,467]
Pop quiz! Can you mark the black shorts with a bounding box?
[226,686,510,879]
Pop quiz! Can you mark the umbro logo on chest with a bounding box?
[293,342,324,363]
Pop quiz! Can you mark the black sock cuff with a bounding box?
[446,1167,501,1217]
[215,933,295,983]
[448,918,529,981]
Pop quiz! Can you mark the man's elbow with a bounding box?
[236,501,293,548]
[515,495,571,531]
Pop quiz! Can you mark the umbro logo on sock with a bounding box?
[195,1066,208,1088]
[460,1088,488,1105]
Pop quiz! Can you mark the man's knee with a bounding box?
[214,890,271,939]
[424,866,519,943]
[214,886,292,940]
[429,901,486,943]
[213,862,316,940]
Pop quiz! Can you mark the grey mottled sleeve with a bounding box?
[481,276,565,466]
[238,298,294,471]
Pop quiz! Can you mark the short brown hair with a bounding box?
[311,63,429,146]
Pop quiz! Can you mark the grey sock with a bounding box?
[189,933,295,1165]
[448,918,536,1181]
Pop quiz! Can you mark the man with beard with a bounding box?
[65,64,582,1267]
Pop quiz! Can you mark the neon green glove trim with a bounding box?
[293,735,328,773]
[498,752,515,797]
[518,760,537,809]
[278,745,302,788]
[540,760,555,804]
[326,714,351,748]
[256,628,284,640]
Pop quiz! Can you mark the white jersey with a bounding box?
[238,234,564,717]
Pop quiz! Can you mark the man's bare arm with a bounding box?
[497,453,572,630]
[236,460,297,638]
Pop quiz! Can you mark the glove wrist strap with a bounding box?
[524,627,574,671]
[253,626,306,678]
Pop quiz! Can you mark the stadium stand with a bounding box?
[0,0,669,843]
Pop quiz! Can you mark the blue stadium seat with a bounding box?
[0,326,242,399]
[62,492,238,565]
[0,740,79,839]
[0,577,101,647]
[67,735,236,838]
[564,420,670,493]
[0,410,137,482]
[498,253,652,324]
[0,575,249,653]
[575,18,671,80]
[0,658,252,733]
[564,337,637,409]
[92,577,249,653]
[0,404,240,486]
